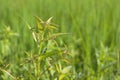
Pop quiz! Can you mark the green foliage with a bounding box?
[0,26,18,80]
[0,0,120,80]
[17,17,72,80]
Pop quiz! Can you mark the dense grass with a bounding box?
[0,0,120,80]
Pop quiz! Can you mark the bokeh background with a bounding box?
[0,0,120,79]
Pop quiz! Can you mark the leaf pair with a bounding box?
[35,16,57,31]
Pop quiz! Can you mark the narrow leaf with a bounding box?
[61,66,72,74]
[46,17,53,24]
[48,25,58,30]
[49,33,71,39]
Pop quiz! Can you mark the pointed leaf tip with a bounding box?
[46,17,53,24]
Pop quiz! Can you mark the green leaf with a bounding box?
[46,17,53,25]
[48,25,58,30]
[100,61,116,71]
[49,33,71,40]
[56,64,60,73]
[61,66,72,74]
[37,20,43,30]
[59,74,66,80]
[39,50,60,60]
[25,21,32,30]
[35,16,44,30]
[90,51,98,74]
[35,16,44,23]
[32,32,37,42]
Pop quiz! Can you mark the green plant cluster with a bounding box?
[0,0,120,80]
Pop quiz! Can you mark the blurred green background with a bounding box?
[0,0,120,79]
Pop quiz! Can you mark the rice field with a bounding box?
[0,0,120,80]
